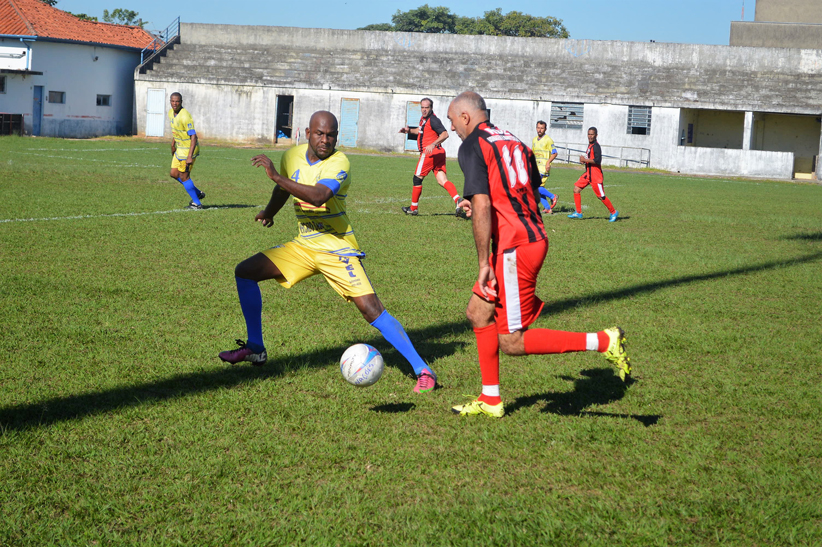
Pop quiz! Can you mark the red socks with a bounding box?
[442,180,460,202]
[410,186,423,210]
[523,329,608,354]
[574,193,582,213]
[602,197,616,214]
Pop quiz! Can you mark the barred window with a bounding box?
[550,103,584,129]
[628,106,652,135]
[97,94,111,106]
[49,91,65,104]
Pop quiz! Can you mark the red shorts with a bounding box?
[473,238,548,334]
[575,170,606,198]
[415,148,446,178]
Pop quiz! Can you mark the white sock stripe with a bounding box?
[586,333,599,351]
[482,385,500,397]
[503,249,523,332]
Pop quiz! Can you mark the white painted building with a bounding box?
[0,0,153,137]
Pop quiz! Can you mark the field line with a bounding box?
[0,205,257,224]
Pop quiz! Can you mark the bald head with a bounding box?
[447,91,489,141]
[305,110,339,161]
[309,111,338,132]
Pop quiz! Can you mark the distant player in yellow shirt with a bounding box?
[168,92,205,209]
[218,111,438,394]
[532,120,558,214]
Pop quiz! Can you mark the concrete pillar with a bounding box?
[817,124,822,181]
[743,111,754,151]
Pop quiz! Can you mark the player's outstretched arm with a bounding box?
[257,185,290,226]
[252,154,333,207]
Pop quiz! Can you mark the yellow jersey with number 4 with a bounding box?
[280,144,361,257]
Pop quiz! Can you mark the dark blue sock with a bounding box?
[370,310,430,376]
[539,186,555,209]
[236,277,264,352]
[178,177,201,205]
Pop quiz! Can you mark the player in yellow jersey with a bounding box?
[168,92,205,209]
[532,121,558,214]
[218,111,438,394]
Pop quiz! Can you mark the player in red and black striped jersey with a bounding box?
[398,98,464,217]
[568,127,620,222]
[447,92,631,418]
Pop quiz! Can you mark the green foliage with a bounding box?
[392,4,456,33]
[357,23,394,31]
[102,8,145,27]
[460,8,570,38]
[1,136,821,545]
[359,5,569,38]
[70,12,98,21]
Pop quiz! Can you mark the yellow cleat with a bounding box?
[603,326,631,381]
[451,399,505,418]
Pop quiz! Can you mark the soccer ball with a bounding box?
[340,343,384,387]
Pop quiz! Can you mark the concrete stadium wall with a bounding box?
[134,23,822,180]
[755,0,822,24]
[672,147,794,179]
[138,23,822,115]
[730,21,822,49]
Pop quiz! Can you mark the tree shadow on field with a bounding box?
[781,231,822,242]
[539,250,822,318]
[1,250,818,432]
[507,369,661,426]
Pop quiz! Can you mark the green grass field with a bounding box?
[1,136,821,546]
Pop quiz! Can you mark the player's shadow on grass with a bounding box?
[0,327,466,432]
[371,403,415,413]
[196,204,259,210]
[2,251,819,432]
[507,369,660,426]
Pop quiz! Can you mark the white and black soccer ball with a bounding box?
[340,343,384,387]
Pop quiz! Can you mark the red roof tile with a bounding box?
[0,0,154,49]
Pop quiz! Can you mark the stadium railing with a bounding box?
[140,17,181,66]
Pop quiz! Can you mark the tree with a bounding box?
[38,0,58,5]
[392,4,457,34]
[102,8,146,27]
[71,13,99,21]
[358,23,394,31]
[358,5,569,39]
[457,8,569,38]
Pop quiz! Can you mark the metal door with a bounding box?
[146,88,166,137]
[32,86,43,136]
[338,98,360,148]
[404,101,421,151]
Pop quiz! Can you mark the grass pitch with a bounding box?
[1,136,821,546]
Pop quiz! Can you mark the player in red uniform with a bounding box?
[399,98,464,217]
[568,127,620,222]
[446,91,631,418]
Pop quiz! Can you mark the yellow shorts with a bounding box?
[262,241,375,301]
[171,156,195,173]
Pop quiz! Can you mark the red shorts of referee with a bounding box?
[446,91,632,419]
[398,97,464,217]
[568,127,620,222]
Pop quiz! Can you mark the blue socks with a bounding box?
[178,177,202,205]
[539,186,555,210]
[234,282,428,373]
[236,277,265,353]
[370,310,430,376]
